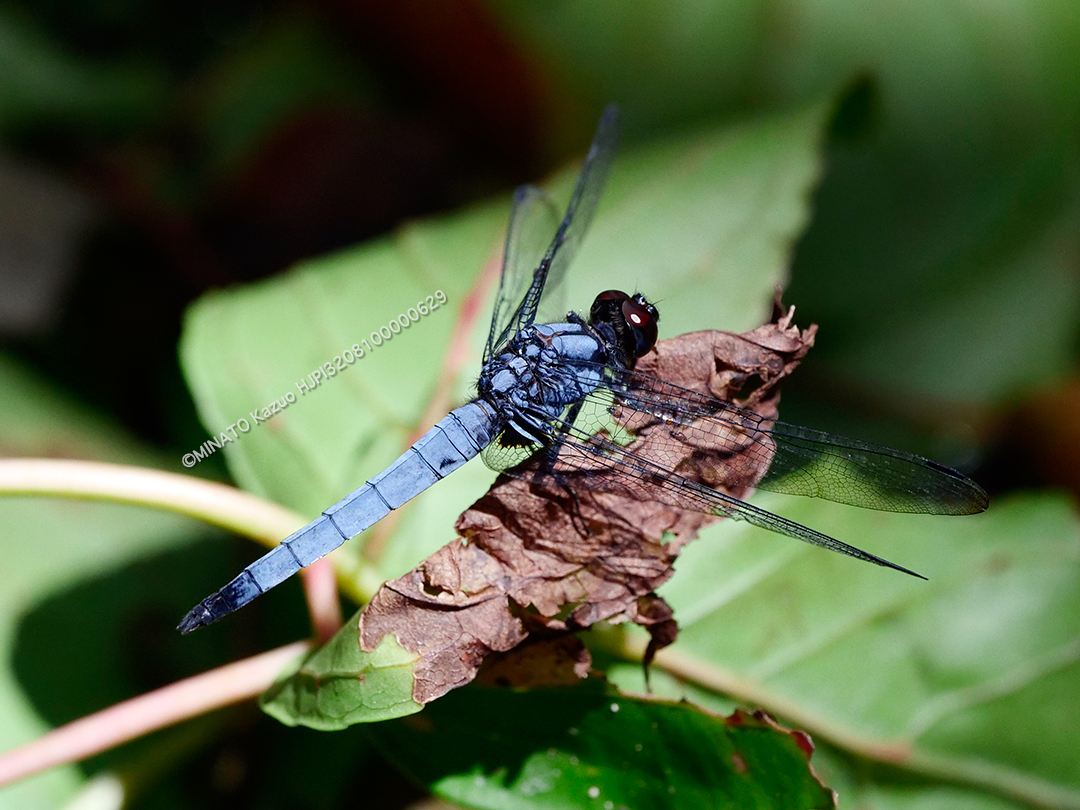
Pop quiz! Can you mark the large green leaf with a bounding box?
[808,745,1029,810]
[179,101,828,603]
[605,666,1035,810]
[610,490,1080,808]
[373,683,836,810]
[760,0,1080,407]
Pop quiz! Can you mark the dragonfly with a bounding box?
[179,105,988,634]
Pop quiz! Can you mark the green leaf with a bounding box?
[763,0,1080,408]
[644,491,1080,808]
[372,683,836,810]
[181,198,508,595]
[601,669,1035,810]
[180,101,829,601]
[260,619,421,729]
[795,145,1080,408]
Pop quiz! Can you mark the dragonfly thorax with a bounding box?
[477,322,608,441]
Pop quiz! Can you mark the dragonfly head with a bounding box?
[589,290,660,364]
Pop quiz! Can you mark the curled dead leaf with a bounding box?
[358,300,816,704]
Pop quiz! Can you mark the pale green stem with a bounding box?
[0,458,303,542]
[0,458,359,624]
[0,460,354,788]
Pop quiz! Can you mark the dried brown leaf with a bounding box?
[358,302,816,704]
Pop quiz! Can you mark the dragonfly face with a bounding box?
[179,103,987,634]
[588,290,660,365]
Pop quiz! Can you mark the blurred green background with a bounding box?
[1,1,1079,809]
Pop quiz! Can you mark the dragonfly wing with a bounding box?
[484,185,561,364]
[574,362,988,516]
[755,421,988,514]
[533,389,927,577]
[486,104,621,360]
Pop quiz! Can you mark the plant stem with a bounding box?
[0,458,359,628]
[0,459,303,544]
[0,642,309,788]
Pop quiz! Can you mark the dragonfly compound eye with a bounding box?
[623,294,659,358]
[590,289,631,324]
[589,290,659,361]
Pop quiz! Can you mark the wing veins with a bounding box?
[540,407,925,578]
[485,105,621,360]
[570,361,988,516]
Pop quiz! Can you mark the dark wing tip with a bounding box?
[924,459,990,515]
[868,551,927,581]
[962,480,991,515]
[915,460,989,516]
[897,565,929,582]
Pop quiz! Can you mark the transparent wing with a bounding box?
[541,404,927,577]
[484,104,621,361]
[484,185,561,365]
[481,432,544,473]
[562,362,990,516]
[499,365,987,576]
[596,364,989,516]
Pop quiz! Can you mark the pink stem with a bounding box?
[300,558,343,643]
[0,641,309,787]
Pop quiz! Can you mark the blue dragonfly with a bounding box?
[179,105,988,634]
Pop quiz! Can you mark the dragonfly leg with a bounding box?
[534,400,596,537]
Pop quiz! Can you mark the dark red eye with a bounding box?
[622,296,658,357]
[589,290,660,363]
[589,290,630,329]
[595,289,630,302]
